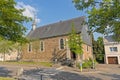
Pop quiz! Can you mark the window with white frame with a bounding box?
[60,38,65,49]
[40,41,44,51]
[28,43,32,52]
[110,47,118,52]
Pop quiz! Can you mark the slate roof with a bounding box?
[104,35,120,45]
[104,35,115,42]
[27,16,85,40]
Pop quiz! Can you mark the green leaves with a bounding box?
[0,37,15,53]
[68,23,83,55]
[0,0,31,42]
[0,37,19,61]
[73,0,120,41]
[92,37,105,63]
[73,0,95,10]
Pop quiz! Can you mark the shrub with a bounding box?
[82,59,92,68]
[77,58,96,69]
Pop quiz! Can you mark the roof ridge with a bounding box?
[35,16,85,30]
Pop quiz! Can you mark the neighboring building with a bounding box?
[22,16,93,62]
[103,36,120,64]
[0,50,19,61]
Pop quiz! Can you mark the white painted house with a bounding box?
[0,50,19,61]
[103,36,120,64]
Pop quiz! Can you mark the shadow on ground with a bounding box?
[23,68,102,80]
[0,67,12,77]
[99,73,120,80]
[51,71,102,80]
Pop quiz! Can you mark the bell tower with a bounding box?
[32,15,37,31]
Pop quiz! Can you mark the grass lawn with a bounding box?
[0,77,15,80]
[0,61,53,67]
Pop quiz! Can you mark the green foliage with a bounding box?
[0,37,17,61]
[0,37,14,53]
[0,61,53,67]
[82,59,93,68]
[76,58,96,69]
[73,0,120,41]
[0,0,31,42]
[96,54,104,63]
[92,37,105,63]
[68,24,83,70]
[0,77,15,80]
[68,23,83,55]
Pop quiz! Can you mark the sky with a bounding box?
[15,0,101,40]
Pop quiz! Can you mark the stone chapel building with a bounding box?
[21,16,93,62]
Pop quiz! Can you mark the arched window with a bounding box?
[28,43,32,52]
[87,45,89,51]
[60,39,64,49]
[40,41,44,51]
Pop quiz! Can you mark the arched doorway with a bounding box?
[71,51,77,60]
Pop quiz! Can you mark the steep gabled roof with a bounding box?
[103,35,120,45]
[27,16,85,39]
[104,35,115,42]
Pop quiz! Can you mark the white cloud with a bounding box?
[16,2,40,23]
[85,0,88,3]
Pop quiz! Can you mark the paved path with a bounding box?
[0,64,120,80]
[61,64,120,80]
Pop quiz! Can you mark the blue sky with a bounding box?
[15,0,101,40]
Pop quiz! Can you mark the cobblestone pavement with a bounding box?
[0,64,120,80]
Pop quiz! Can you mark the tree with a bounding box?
[0,38,16,61]
[0,0,31,42]
[73,0,120,41]
[68,24,83,56]
[68,24,83,71]
[92,34,98,57]
[92,37,105,63]
[96,37,105,63]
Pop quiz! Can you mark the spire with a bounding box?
[32,14,37,31]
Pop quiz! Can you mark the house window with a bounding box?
[28,43,32,52]
[40,41,44,51]
[60,39,65,49]
[110,47,118,52]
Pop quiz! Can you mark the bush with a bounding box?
[82,59,93,68]
[96,54,104,63]
[77,58,96,69]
